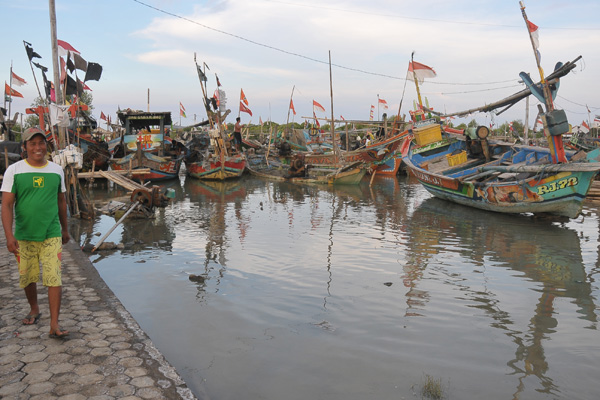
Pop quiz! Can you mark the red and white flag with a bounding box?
[100,111,107,121]
[313,100,326,113]
[259,116,263,126]
[290,99,296,115]
[5,82,24,98]
[240,89,249,106]
[340,115,345,121]
[378,98,388,109]
[11,72,27,87]
[179,102,186,118]
[313,111,320,128]
[407,61,437,84]
[527,21,540,50]
[57,40,80,58]
[240,101,253,116]
[582,120,590,130]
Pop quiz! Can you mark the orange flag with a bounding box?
[240,89,249,105]
[290,99,296,115]
[5,82,24,98]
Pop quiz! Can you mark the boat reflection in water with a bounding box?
[406,197,597,398]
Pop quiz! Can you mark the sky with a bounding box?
[2,0,600,130]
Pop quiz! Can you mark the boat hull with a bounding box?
[186,155,246,180]
[109,152,183,182]
[404,138,600,218]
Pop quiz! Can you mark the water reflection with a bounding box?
[407,197,598,397]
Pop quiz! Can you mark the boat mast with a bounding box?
[284,85,295,139]
[328,51,339,161]
[411,52,424,110]
[49,0,65,148]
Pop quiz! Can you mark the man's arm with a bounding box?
[57,192,70,244]
[1,191,18,254]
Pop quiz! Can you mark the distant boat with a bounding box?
[108,110,183,182]
[247,154,366,185]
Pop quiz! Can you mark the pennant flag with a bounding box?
[582,120,590,130]
[594,115,600,124]
[196,64,207,82]
[5,82,24,98]
[66,54,75,73]
[240,89,249,105]
[11,72,27,87]
[407,61,437,84]
[82,81,92,91]
[527,21,539,50]
[313,100,326,113]
[24,42,41,61]
[84,62,103,81]
[240,101,253,116]
[369,105,374,121]
[290,99,296,115]
[216,74,221,87]
[313,111,320,128]
[57,40,79,58]
[378,98,388,109]
[340,115,345,121]
[60,57,67,83]
[180,102,186,118]
[73,52,87,72]
[33,62,48,73]
[100,111,107,121]
[259,116,263,126]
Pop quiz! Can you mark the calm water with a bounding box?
[70,172,600,400]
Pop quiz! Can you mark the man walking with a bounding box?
[1,127,70,338]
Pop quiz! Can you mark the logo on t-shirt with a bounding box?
[33,176,44,188]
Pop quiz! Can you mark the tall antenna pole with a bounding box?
[49,0,65,148]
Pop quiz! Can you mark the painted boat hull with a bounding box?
[109,152,183,182]
[186,154,246,180]
[404,138,600,218]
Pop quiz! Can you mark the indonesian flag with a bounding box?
[527,21,539,50]
[290,99,296,115]
[313,100,326,113]
[407,61,437,84]
[240,89,249,106]
[180,102,186,118]
[582,120,590,130]
[100,111,107,121]
[240,101,253,116]
[378,98,388,109]
[11,72,27,87]
[57,40,80,58]
[594,116,600,124]
[5,82,24,98]
[313,111,320,128]
[259,116,263,126]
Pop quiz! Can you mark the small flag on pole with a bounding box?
[290,99,296,115]
[180,102,186,118]
[378,98,388,109]
[11,72,27,87]
[5,82,24,98]
[240,89,249,105]
[313,100,326,113]
[100,111,107,121]
[240,101,253,116]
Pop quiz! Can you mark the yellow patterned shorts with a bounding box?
[16,237,63,288]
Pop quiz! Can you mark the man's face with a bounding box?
[25,135,47,164]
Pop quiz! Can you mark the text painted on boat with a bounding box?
[536,177,578,195]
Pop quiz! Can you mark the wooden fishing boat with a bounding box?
[403,122,600,218]
[402,3,600,218]
[185,57,247,181]
[247,154,366,185]
[108,110,183,182]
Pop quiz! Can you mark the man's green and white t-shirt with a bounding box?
[1,160,66,241]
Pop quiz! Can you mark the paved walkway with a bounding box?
[0,234,198,400]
